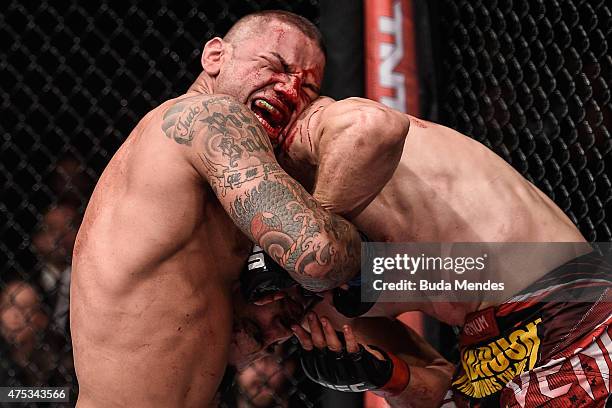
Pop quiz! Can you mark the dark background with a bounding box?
[0,0,610,406]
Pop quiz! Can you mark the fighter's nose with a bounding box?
[274,75,301,106]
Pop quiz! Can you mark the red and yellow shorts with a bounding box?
[441,252,612,407]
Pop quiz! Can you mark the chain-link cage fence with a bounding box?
[432,0,611,368]
[1,0,611,407]
[435,0,611,242]
[0,1,327,406]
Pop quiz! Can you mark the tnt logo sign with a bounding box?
[365,0,420,114]
[378,1,406,111]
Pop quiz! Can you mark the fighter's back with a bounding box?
[284,97,587,324]
[351,116,587,322]
[71,95,250,407]
[356,116,584,244]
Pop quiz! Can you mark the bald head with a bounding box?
[224,10,326,59]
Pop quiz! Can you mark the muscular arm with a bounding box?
[349,317,454,408]
[161,95,361,291]
[312,97,410,218]
[312,299,453,407]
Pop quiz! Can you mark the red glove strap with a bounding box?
[376,352,411,397]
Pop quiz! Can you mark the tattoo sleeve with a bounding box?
[162,95,361,291]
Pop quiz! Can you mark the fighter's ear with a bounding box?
[201,37,226,76]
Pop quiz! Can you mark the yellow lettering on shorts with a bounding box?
[489,341,509,372]
[452,318,542,398]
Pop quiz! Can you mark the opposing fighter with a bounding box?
[243,96,610,407]
[70,12,363,407]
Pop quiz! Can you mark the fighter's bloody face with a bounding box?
[212,22,324,146]
[228,287,310,369]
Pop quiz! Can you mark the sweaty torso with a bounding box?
[71,95,251,407]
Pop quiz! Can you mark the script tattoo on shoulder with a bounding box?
[161,96,358,290]
[162,96,276,195]
[197,98,278,197]
[162,100,202,146]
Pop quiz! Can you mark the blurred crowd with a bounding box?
[0,156,90,394]
[0,156,317,407]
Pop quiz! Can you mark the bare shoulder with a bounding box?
[319,97,373,124]
[324,97,410,136]
[325,97,397,115]
[160,94,262,147]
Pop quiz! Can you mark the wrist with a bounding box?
[373,352,410,397]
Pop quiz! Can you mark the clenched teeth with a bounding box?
[254,99,281,117]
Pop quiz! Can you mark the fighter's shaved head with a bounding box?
[224,10,326,59]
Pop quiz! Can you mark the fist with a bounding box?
[291,313,410,396]
[292,312,394,393]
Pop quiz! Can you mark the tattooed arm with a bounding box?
[162,95,361,291]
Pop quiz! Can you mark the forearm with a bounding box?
[381,365,452,408]
[350,317,454,407]
[229,170,362,291]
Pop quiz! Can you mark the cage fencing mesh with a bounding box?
[0,1,322,407]
[436,0,611,242]
[0,0,610,407]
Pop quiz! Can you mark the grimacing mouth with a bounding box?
[250,98,289,140]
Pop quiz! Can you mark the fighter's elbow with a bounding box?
[297,232,360,292]
[350,103,409,149]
